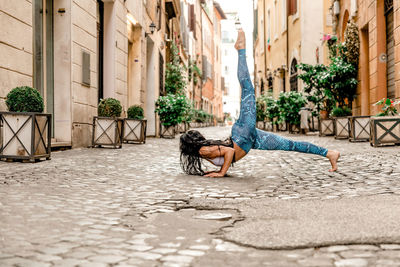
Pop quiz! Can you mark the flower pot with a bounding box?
[161,125,176,139]
[92,116,124,148]
[320,110,329,120]
[319,118,335,136]
[349,116,370,142]
[123,119,147,144]
[309,115,319,132]
[334,117,350,139]
[370,116,400,147]
[0,112,51,162]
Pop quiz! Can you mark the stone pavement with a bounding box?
[1,126,400,267]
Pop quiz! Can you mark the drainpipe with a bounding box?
[286,1,289,93]
[200,5,203,110]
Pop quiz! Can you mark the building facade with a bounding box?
[333,0,400,115]
[253,0,329,99]
[1,0,225,148]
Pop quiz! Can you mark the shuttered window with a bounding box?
[189,4,196,39]
[385,0,395,99]
[287,0,297,16]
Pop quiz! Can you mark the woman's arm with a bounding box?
[204,147,235,178]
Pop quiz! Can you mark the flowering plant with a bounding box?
[374,98,400,116]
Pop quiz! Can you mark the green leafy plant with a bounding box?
[276,92,307,126]
[331,106,352,117]
[127,105,144,120]
[256,96,266,121]
[374,98,400,116]
[6,86,44,113]
[298,63,335,115]
[98,98,122,117]
[343,21,360,67]
[165,43,187,95]
[155,94,191,126]
[188,59,202,86]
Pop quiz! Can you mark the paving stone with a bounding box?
[151,248,177,254]
[161,255,194,264]
[87,255,127,264]
[130,252,162,260]
[178,250,205,256]
[298,257,334,267]
[334,258,369,267]
[380,244,400,250]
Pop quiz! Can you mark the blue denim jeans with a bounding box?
[231,49,328,157]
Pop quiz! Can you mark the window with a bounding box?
[267,10,271,42]
[290,58,298,92]
[282,0,287,32]
[274,0,278,39]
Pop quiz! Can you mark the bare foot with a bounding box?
[326,150,340,172]
[234,29,246,50]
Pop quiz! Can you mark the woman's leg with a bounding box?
[252,128,340,171]
[231,31,257,153]
[253,128,328,156]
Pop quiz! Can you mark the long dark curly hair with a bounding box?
[180,130,233,176]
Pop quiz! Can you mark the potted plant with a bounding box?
[92,98,123,148]
[0,86,51,162]
[277,92,307,134]
[265,96,280,132]
[155,94,191,138]
[123,105,146,144]
[370,98,400,147]
[349,115,371,142]
[331,106,352,139]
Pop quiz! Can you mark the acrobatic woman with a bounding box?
[179,30,340,177]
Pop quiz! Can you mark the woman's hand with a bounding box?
[204,172,225,178]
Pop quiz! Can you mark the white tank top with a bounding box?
[210,157,224,166]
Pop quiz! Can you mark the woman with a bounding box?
[180,30,340,178]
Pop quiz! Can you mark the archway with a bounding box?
[290,58,298,92]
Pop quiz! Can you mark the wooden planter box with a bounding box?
[161,125,175,139]
[278,122,287,131]
[0,112,51,162]
[349,116,370,142]
[334,117,350,139]
[123,119,146,144]
[92,116,123,148]
[319,118,335,136]
[288,123,300,134]
[176,122,188,133]
[256,121,265,130]
[370,116,400,147]
[264,121,273,131]
[309,116,319,132]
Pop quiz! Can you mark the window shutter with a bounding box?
[288,0,297,16]
[189,4,196,39]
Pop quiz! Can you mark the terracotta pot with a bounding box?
[320,110,329,120]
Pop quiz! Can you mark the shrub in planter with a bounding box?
[93,98,123,148]
[277,92,307,133]
[1,86,50,162]
[124,105,147,144]
[155,94,191,138]
[98,98,122,117]
[370,98,400,147]
[265,96,280,131]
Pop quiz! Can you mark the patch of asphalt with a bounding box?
[182,195,400,250]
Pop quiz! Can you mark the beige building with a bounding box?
[254,0,331,98]
[0,0,180,148]
[333,0,400,115]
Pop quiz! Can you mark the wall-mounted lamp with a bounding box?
[145,22,156,37]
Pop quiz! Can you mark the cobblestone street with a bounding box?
[1,126,400,267]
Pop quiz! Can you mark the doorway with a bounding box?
[385,0,395,99]
[145,38,156,136]
[33,0,54,135]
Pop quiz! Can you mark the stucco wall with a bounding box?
[0,0,33,110]
[71,0,98,148]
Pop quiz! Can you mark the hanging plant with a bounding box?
[343,21,360,67]
[165,43,187,95]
